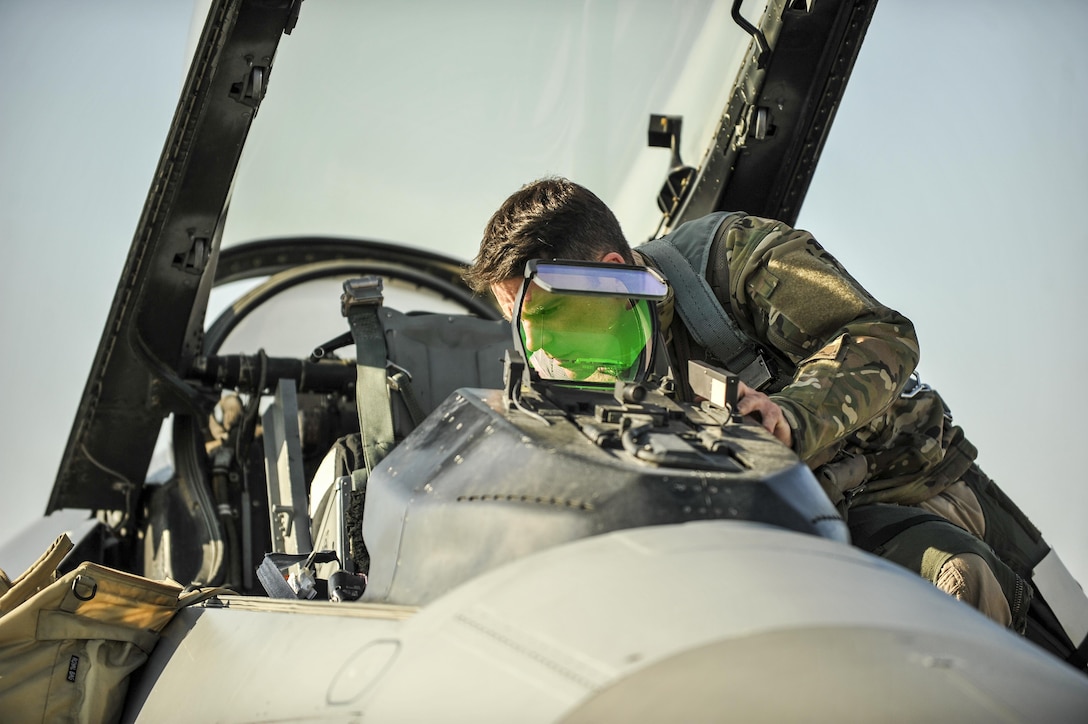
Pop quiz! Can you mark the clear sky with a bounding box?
[1,0,1085,590]
[798,0,1088,587]
[0,1,198,537]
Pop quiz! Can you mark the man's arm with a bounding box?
[717,216,920,462]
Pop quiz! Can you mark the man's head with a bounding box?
[464,177,633,318]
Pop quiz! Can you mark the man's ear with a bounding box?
[600,251,626,264]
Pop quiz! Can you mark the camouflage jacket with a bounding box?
[638,212,976,507]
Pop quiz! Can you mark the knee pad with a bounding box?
[936,553,1012,628]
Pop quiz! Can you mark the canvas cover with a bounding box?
[0,534,228,723]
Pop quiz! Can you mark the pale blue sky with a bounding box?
[1,0,1085,588]
[799,0,1088,586]
[0,1,196,535]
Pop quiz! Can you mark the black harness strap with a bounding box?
[849,510,950,554]
[638,214,773,389]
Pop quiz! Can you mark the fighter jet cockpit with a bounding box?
[10,3,1086,720]
[233,259,841,607]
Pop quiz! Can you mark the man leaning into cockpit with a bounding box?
[464,176,1088,671]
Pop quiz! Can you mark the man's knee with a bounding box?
[935,552,1012,628]
[848,504,1030,632]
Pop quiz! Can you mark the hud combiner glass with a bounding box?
[513,260,668,386]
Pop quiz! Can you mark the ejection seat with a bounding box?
[258,276,511,593]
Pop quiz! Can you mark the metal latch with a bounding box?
[230,64,268,108]
[341,277,385,316]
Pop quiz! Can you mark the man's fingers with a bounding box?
[758,403,782,435]
[736,396,775,429]
[755,402,791,447]
[768,412,793,448]
[733,383,792,448]
[734,382,763,415]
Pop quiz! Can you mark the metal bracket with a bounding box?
[749,105,774,141]
[172,230,210,275]
[648,114,696,217]
[341,276,385,316]
[229,63,267,108]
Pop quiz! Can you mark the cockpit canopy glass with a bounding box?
[513,260,667,385]
[221,1,753,259]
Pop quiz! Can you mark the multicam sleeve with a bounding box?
[719,216,920,462]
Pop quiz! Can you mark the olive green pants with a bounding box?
[847,464,1072,658]
[849,491,1032,633]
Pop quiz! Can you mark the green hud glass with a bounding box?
[512,260,668,385]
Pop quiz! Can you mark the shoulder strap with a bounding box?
[341,278,396,479]
[638,213,773,389]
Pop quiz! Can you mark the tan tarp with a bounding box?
[0,534,227,723]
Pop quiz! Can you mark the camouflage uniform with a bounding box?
[645,213,959,483]
[638,213,1085,664]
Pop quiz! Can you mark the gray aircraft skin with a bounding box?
[2,0,1087,721]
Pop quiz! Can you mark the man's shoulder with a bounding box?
[660,211,740,245]
[635,212,740,275]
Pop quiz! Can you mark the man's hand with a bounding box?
[735,381,793,449]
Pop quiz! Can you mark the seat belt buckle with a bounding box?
[737,354,773,390]
[341,277,385,316]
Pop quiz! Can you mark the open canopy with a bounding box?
[48,0,876,514]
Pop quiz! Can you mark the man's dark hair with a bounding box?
[464,177,633,293]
